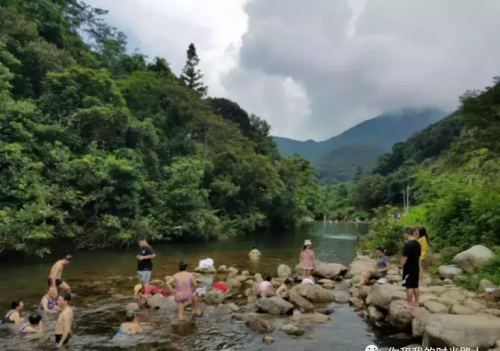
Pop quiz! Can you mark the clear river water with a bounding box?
[0,222,403,351]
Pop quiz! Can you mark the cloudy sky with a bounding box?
[85,0,500,141]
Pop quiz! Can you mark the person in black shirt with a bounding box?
[137,238,155,286]
[399,227,421,308]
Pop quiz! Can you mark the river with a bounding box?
[0,222,401,351]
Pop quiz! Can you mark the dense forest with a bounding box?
[323,76,500,254]
[0,0,321,255]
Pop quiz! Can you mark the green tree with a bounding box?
[179,43,207,98]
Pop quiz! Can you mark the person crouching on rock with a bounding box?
[355,247,391,288]
[134,283,171,306]
[255,276,275,298]
[300,240,315,278]
[276,279,292,301]
[166,262,201,321]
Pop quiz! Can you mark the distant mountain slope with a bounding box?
[314,144,387,184]
[273,108,447,161]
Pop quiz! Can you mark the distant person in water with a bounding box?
[355,248,391,288]
[276,279,292,301]
[48,255,72,293]
[137,238,155,287]
[18,313,43,335]
[118,311,142,335]
[134,283,171,306]
[40,287,60,312]
[166,262,200,321]
[255,276,275,298]
[300,240,315,278]
[54,292,73,347]
[2,300,23,324]
[248,245,261,258]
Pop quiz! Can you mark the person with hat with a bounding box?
[300,240,315,279]
[134,283,171,306]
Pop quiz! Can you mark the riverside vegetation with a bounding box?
[0,0,322,256]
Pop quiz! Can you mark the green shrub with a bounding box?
[361,206,405,255]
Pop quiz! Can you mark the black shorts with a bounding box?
[55,333,71,345]
[48,278,64,287]
[402,271,419,289]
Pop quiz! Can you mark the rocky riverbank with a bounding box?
[347,245,500,351]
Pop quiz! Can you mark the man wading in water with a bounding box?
[137,238,155,287]
[399,227,421,308]
[55,292,73,347]
[48,255,72,293]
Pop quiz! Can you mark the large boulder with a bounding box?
[313,261,348,279]
[218,265,228,273]
[437,266,463,280]
[213,304,234,316]
[277,264,293,279]
[290,284,336,303]
[368,305,385,321]
[450,304,475,315]
[463,299,485,312]
[388,300,430,330]
[256,297,294,315]
[367,284,406,311]
[452,245,495,274]
[350,297,365,309]
[205,289,227,305]
[290,313,331,324]
[479,279,496,292]
[424,301,449,314]
[281,324,305,336]
[331,289,350,304]
[424,314,500,349]
[412,313,431,337]
[348,256,376,276]
[289,293,314,312]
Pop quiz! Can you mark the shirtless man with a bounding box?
[55,292,73,347]
[48,255,72,293]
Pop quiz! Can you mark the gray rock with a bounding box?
[412,313,431,337]
[424,301,449,314]
[217,265,228,273]
[263,336,274,344]
[463,299,485,312]
[453,245,495,274]
[389,300,430,330]
[205,289,227,305]
[350,297,365,309]
[242,314,275,333]
[332,289,350,303]
[125,302,140,312]
[241,270,250,276]
[424,314,500,349]
[289,293,314,312]
[368,305,385,321]
[226,278,242,293]
[256,297,294,315]
[479,279,496,292]
[290,313,331,324]
[281,323,305,336]
[277,264,293,279]
[213,304,234,316]
[290,284,336,303]
[437,266,464,280]
[147,295,177,311]
[367,284,407,311]
[451,304,475,315]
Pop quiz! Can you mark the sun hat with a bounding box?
[304,240,312,246]
[134,284,143,295]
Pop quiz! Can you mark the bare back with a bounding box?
[173,271,196,293]
[49,260,64,280]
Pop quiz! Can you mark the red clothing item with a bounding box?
[144,284,170,297]
[213,282,228,292]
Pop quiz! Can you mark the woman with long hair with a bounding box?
[300,240,315,279]
[416,227,429,283]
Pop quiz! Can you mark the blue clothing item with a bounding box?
[117,327,132,336]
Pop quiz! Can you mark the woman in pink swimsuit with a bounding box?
[300,239,315,278]
[166,262,200,321]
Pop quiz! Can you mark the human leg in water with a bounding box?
[177,301,185,321]
[192,296,200,316]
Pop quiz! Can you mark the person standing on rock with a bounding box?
[137,238,155,287]
[416,227,429,284]
[300,240,315,278]
[355,247,391,288]
[399,227,421,308]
